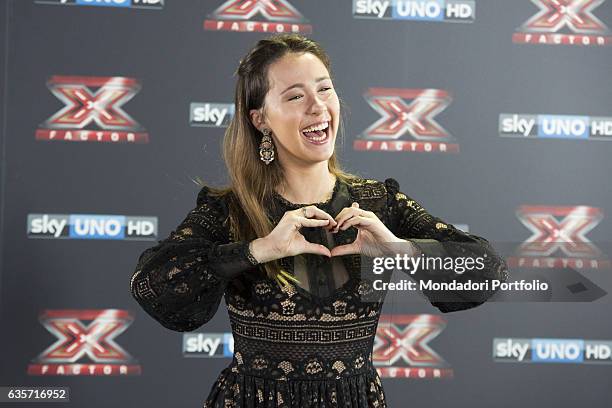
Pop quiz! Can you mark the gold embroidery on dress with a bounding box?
[354,355,365,369]
[332,360,346,374]
[305,359,323,375]
[350,178,386,200]
[167,266,181,280]
[333,300,347,316]
[278,360,294,374]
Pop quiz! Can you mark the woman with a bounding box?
[130,34,508,407]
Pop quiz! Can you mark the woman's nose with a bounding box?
[309,95,326,114]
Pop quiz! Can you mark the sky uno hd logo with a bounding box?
[34,0,164,10]
[204,0,312,33]
[27,214,158,241]
[28,310,141,376]
[182,333,234,357]
[354,88,458,153]
[189,103,235,128]
[352,0,475,23]
[37,76,149,143]
[513,0,611,46]
[499,114,612,140]
[493,338,612,364]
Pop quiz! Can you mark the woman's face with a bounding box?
[251,52,340,167]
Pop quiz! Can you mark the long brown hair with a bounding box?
[201,34,358,286]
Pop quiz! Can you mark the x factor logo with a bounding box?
[354,88,458,153]
[204,0,312,33]
[36,76,149,143]
[513,0,611,46]
[373,314,453,378]
[28,309,141,376]
[508,205,610,270]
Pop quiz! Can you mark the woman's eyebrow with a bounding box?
[280,77,331,95]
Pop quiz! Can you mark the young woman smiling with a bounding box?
[130,34,508,408]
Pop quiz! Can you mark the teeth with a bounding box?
[302,121,329,133]
[305,133,327,141]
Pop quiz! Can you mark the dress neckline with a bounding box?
[272,176,341,208]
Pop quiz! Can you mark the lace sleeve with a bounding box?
[384,178,509,313]
[129,186,259,332]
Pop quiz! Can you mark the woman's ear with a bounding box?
[249,108,264,132]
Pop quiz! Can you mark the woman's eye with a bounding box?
[288,88,332,101]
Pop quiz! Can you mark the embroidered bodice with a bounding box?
[129,176,509,407]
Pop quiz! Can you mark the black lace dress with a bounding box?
[130,177,509,408]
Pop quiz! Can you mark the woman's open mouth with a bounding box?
[301,121,330,145]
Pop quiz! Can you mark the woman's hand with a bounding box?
[330,202,409,258]
[250,206,338,263]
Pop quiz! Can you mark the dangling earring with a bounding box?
[259,129,275,165]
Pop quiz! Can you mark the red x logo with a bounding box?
[33,310,134,364]
[360,88,453,142]
[517,205,603,258]
[210,0,305,21]
[41,76,143,131]
[373,315,448,367]
[519,0,609,34]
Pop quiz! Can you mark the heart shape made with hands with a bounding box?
[302,202,400,258]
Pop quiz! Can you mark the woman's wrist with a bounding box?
[386,237,421,258]
[245,240,260,266]
[248,238,275,264]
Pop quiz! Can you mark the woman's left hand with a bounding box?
[330,202,407,258]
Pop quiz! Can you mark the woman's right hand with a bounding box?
[249,206,337,263]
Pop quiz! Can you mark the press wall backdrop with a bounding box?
[1,0,611,407]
